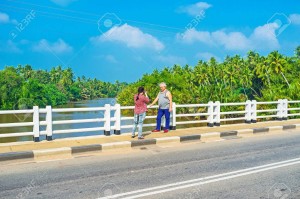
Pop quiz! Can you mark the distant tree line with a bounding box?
[117,47,300,108]
[0,65,127,110]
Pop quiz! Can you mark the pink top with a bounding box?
[134,94,150,114]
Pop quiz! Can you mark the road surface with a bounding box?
[0,130,300,199]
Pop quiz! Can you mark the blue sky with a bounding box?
[0,0,300,82]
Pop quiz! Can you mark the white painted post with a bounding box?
[251,100,257,123]
[277,99,283,120]
[104,104,111,136]
[46,106,53,141]
[207,101,214,127]
[282,99,288,120]
[214,101,220,126]
[245,100,252,123]
[170,102,176,130]
[33,106,40,142]
[114,104,121,135]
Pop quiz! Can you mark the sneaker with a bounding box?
[131,135,135,138]
[163,129,169,133]
[138,136,144,139]
[152,129,160,132]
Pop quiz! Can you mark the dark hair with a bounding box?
[136,87,145,101]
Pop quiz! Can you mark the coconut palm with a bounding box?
[266,51,290,87]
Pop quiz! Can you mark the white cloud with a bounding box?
[177,23,280,51]
[51,0,77,6]
[154,55,187,65]
[212,31,250,50]
[33,39,73,54]
[0,40,22,53]
[0,12,17,24]
[179,2,212,16]
[289,14,300,25]
[105,55,118,63]
[177,29,213,45]
[250,23,280,50]
[0,12,9,23]
[196,52,220,61]
[178,28,250,50]
[19,39,30,45]
[91,23,164,51]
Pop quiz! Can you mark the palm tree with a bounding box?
[295,46,300,59]
[223,57,238,88]
[254,56,271,86]
[50,66,62,84]
[266,51,290,87]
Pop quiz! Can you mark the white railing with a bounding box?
[0,99,299,142]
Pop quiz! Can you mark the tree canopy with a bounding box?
[117,47,300,106]
[0,65,127,110]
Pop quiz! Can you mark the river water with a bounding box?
[0,98,212,143]
[0,98,134,143]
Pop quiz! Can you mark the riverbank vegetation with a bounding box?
[0,65,127,110]
[117,47,300,108]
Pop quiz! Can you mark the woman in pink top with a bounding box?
[132,87,150,139]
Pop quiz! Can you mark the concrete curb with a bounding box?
[200,132,221,141]
[220,131,238,137]
[220,131,239,140]
[0,123,299,163]
[0,151,34,162]
[268,126,283,130]
[33,147,72,162]
[179,135,201,142]
[236,129,254,137]
[102,141,131,150]
[155,137,180,145]
[283,124,297,130]
[131,139,156,147]
[253,127,269,134]
[71,144,102,154]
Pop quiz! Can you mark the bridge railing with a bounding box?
[0,99,300,142]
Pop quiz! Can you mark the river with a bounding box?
[0,98,212,143]
[0,98,133,143]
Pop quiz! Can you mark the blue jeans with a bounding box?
[156,109,170,130]
[132,112,146,137]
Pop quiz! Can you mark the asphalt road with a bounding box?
[0,130,300,199]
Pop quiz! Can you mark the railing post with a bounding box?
[214,101,220,126]
[277,99,283,120]
[46,106,53,141]
[245,100,252,123]
[282,99,288,120]
[33,106,40,142]
[207,101,214,127]
[170,102,176,130]
[114,104,121,135]
[251,100,257,123]
[104,104,111,136]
